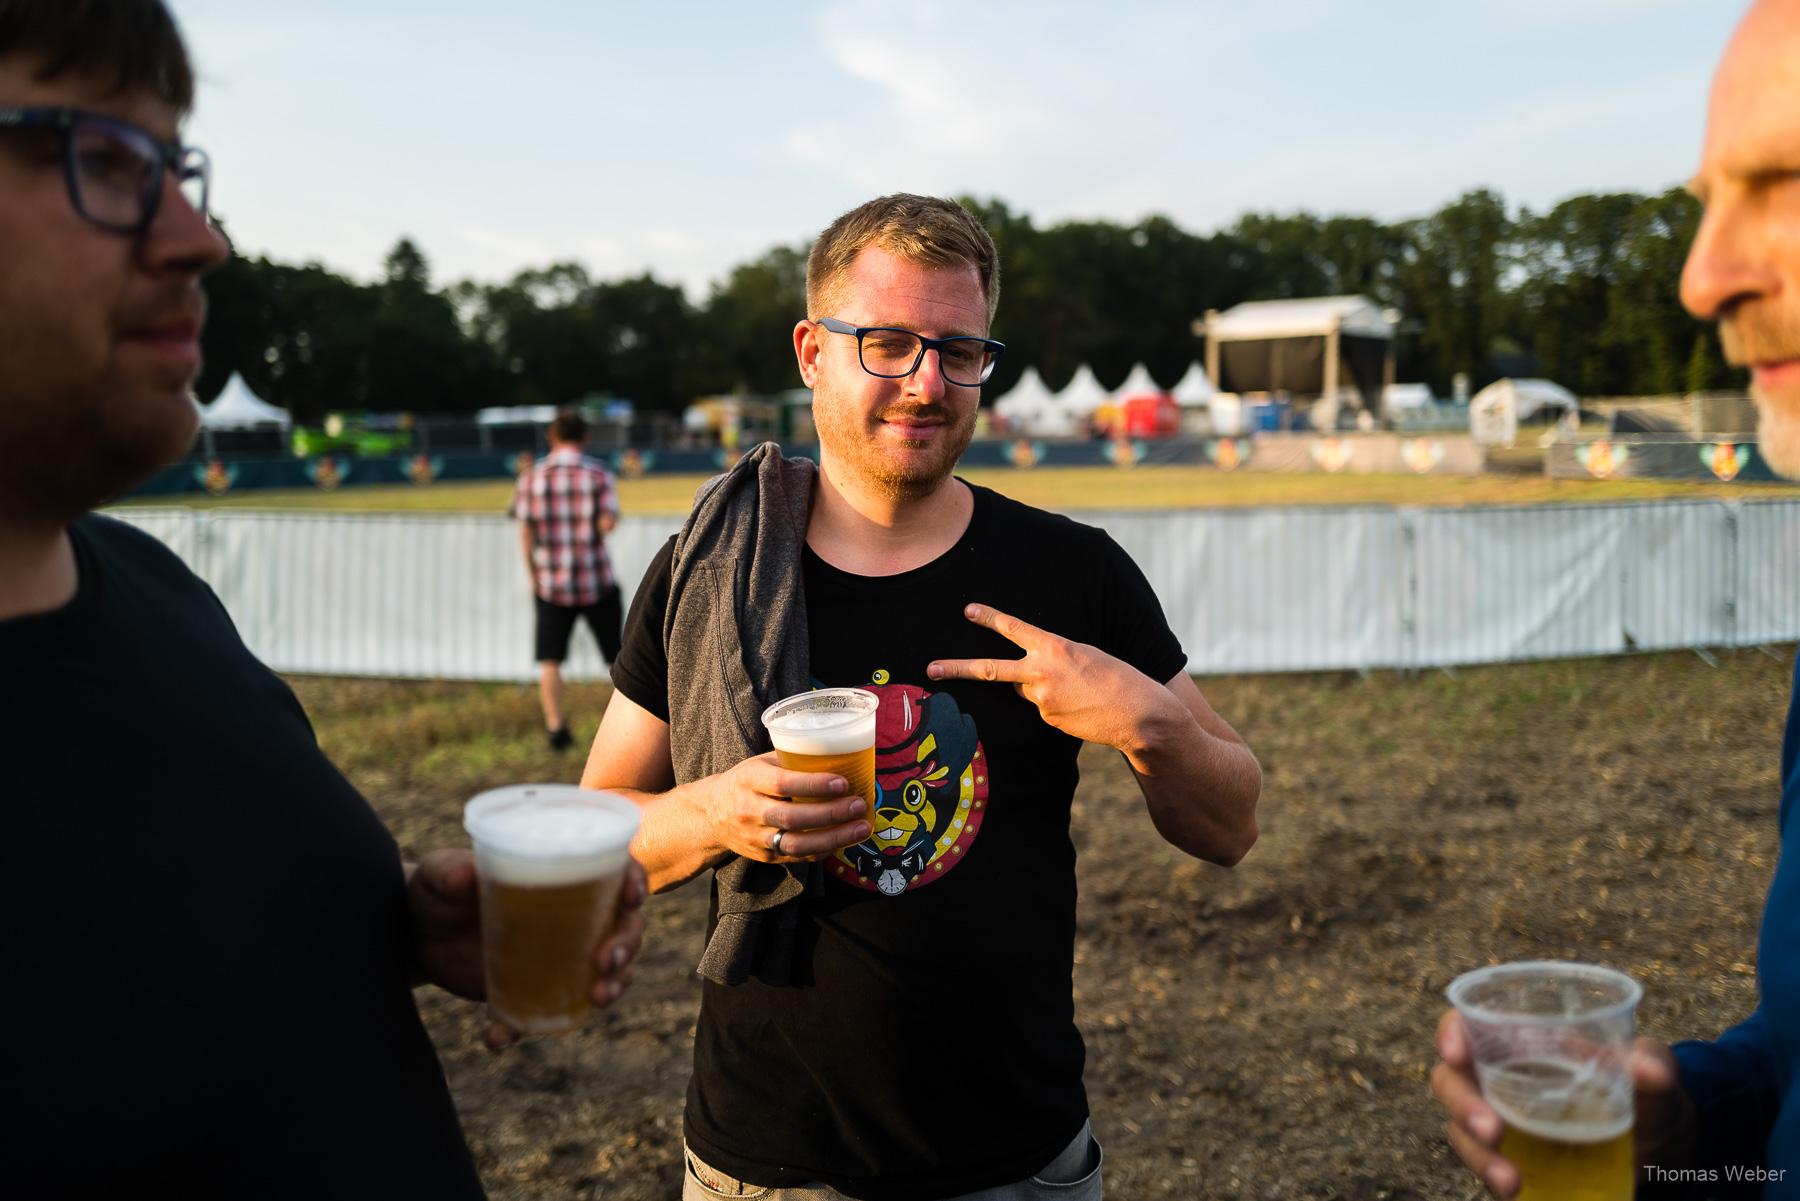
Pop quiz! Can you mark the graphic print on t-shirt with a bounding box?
[828,673,990,897]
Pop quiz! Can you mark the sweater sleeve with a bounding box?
[1670,1008,1779,1182]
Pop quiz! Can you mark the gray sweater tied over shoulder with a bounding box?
[663,441,821,986]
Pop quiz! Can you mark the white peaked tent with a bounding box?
[1171,361,1215,407]
[990,367,1056,431]
[1471,378,1577,422]
[201,372,291,430]
[1113,362,1167,399]
[1054,364,1110,419]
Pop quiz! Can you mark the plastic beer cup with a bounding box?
[1446,961,1642,1201]
[761,688,880,807]
[463,785,641,1035]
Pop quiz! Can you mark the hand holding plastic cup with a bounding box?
[463,785,641,1035]
[760,687,880,806]
[1446,961,1642,1201]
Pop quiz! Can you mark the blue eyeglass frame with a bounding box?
[815,316,1006,385]
[0,104,210,235]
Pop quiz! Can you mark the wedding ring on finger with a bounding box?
[769,828,785,855]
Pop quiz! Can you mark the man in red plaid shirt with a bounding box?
[510,408,622,749]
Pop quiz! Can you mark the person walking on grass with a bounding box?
[512,406,623,750]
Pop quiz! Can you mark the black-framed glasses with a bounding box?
[0,105,210,235]
[815,316,1006,387]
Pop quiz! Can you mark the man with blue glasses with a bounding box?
[584,193,1263,1199]
[0,3,644,1195]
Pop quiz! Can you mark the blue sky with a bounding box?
[174,0,1744,298]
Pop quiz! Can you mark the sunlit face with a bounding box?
[0,57,228,520]
[796,245,987,502]
[1680,1,1800,479]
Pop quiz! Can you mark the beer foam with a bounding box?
[762,689,879,757]
[464,786,641,887]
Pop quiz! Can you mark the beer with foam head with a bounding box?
[761,688,880,807]
[464,786,641,1035]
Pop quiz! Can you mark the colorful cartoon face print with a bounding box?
[828,679,990,897]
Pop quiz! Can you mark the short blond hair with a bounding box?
[807,193,1001,328]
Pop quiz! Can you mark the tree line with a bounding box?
[195,188,1738,425]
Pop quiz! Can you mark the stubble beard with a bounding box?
[1753,392,1800,480]
[1723,312,1800,480]
[814,387,978,503]
[0,382,200,524]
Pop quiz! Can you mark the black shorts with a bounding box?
[534,588,623,665]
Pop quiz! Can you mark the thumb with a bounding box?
[416,848,477,894]
[1632,1039,1680,1101]
[1631,1039,1692,1148]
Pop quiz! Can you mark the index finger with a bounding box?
[961,603,1049,649]
[927,656,1029,685]
[764,768,851,802]
[414,847,477,897]
[1436,1009,1471,1065]
[745,752,850,801]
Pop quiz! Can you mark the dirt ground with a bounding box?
[305,648,1791,1200]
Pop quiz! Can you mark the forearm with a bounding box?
[1122,689,1261,866]
[597,784,730,893]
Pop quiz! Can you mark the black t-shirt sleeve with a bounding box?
[1088,527,1187,684]
[610,535,676,722]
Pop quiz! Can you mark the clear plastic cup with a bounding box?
[463,785,641,1035]
[760,688,880,806]
[1446,961,1642,1201]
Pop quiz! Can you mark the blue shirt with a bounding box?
[1673,656,1800,1195]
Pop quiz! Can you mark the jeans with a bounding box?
[681,1121,1103,1200]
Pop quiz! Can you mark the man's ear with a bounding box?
[794,319,821,388]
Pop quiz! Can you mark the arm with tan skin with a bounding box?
[928,603,1260,866]
[518,519,535,586]
[580,691,872,893]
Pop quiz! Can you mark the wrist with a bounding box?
[1119,682,1196,761]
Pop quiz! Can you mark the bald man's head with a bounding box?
[1681,0,1800,477]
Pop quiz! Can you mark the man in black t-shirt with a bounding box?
[582,193,1263,1200]
[0,5,646,1196]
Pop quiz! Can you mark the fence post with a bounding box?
[194,509,213,582]
[1399,507,1419,677]
[1724,499,1740,650]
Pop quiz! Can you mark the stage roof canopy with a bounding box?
[1208,295,1394,342]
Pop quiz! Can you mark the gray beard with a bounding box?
[1755,392,1800,481]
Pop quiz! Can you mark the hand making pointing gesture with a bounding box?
[927,603,1172,752]
[929,601,1261,868]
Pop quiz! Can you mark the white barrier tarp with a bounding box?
[1623,501,1734,651]
[113,509,685,681]
[1737,500,1800,646]
[1093,507,1407,674]
[108,500,1800,681]
[1408,506,1626,666]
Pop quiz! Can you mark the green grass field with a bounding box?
[120,463,1800,516]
